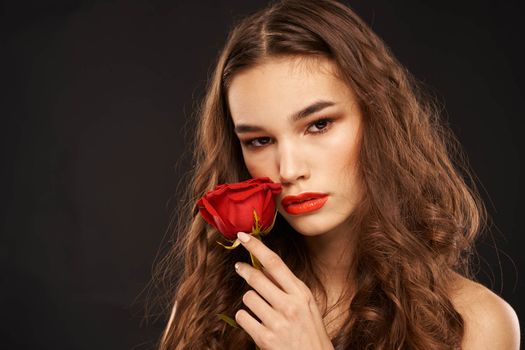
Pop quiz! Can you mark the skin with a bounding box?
[228,56,360,347]
[228,55,363,293]
[226,56,520,349]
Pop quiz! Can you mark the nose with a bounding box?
[277,140,309,185]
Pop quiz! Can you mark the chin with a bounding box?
[278,208,345,237]
[278,208,351,237]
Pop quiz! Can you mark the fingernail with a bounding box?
[234,262,240,271]
[237,232,250,243]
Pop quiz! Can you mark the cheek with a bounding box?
[242,151,268,178]
[320,132,362,194]
[323,129,359,169]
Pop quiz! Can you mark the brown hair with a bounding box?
[153,0,488,348]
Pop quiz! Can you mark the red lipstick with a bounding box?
[281,192,329,215]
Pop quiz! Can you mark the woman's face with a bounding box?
[227,56,363,238]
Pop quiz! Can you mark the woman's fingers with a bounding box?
[235,308,267,344]
[241,289,279,326]
[234,232,334,349]
[236,231,301,294]
[235,261,287,310]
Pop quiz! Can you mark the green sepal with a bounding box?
[216,238,241,250]
[217,313,239,328]
[260,210,278,236]
[251,209,278,237]
[250,252,263,270]
[251,209,262,236]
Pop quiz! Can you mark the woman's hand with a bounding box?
[234,231,335,350]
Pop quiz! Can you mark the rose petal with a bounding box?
[261,192,276,228]
[199,197,236,238]
[199,197,222,219]
[266,182,283,193]
[225,182,258,190]
[197,177,282,240]
[214,215,238,240]
[222,200,255,233]
[196,198,217,228]
[228,186,263,201]
[262,189,273,209]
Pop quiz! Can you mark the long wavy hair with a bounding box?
[153,0,488,348]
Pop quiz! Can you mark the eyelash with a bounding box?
[241,117,335,149]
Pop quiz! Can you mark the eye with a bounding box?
[307,118,332,134]
[241,117,334,149]
[243,136,272,148]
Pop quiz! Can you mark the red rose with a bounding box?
[196,177,282,240]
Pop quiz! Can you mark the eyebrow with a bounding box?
[233,100,337,134]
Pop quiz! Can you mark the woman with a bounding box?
[155,0,520,348]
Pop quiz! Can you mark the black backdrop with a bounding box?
[2,0,523,349]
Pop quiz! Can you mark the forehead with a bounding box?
[227,56,353,122]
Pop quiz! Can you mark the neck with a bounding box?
[302,224,357,336]
[302,223,358,297]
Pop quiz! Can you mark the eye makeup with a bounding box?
[241,117,335,149]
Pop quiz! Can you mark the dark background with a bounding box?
[1,0,523,349]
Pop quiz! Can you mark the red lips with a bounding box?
[281,192,328,207]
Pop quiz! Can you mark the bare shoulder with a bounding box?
[449,273,520,350]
